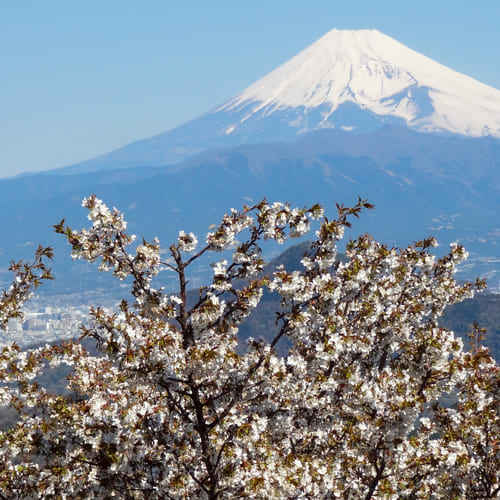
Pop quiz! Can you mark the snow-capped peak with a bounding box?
[55,29,500,175]
[218,29,500,138]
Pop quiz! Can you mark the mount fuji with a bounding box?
[57,28,500,175]
[2,28,500,294]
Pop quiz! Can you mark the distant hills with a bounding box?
[1,126,499,296]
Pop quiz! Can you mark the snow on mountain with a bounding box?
[54,28,500,175]
[219,29,500,138]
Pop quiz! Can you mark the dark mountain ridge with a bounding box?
[1,127,499,297]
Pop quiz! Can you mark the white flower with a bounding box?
[213,260,228,277]
[178,230,198,252]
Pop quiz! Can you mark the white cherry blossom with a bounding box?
[0,197,497,499]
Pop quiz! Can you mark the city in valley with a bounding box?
[0,290,116,349]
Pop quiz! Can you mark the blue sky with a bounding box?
[1,1,500,178]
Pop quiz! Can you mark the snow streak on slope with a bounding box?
[219,29,500,138]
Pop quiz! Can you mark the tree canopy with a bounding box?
[0,195,498,499]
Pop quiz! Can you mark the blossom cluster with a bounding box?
[0,245,53,329]
[0,197,497,499]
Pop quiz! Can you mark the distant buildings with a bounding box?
[0,292,118,348]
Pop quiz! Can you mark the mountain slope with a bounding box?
[53,29,500,176]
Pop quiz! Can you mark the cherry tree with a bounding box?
[0,195,498,499]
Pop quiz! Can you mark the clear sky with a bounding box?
[1,1,500,178]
